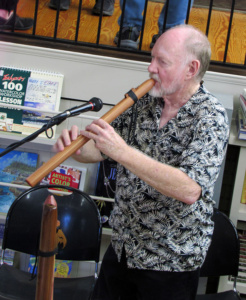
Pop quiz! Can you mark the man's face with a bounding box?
[148,31,189,98]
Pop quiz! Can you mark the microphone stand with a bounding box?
[0,113,67,158]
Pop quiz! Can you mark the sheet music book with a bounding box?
[0,66,64,138]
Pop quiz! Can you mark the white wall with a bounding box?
[1,41,245,103]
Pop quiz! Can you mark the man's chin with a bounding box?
[149,87,163,98]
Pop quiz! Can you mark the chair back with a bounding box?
[2,185,102,262]
[200,208,240,277]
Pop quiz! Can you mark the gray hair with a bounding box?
[169,25,211,81]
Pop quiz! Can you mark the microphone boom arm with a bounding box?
[0,114,65,158]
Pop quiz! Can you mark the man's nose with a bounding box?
[148,60,157,74]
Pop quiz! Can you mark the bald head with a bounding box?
[154,25,211,81]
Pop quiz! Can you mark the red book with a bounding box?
[41,164,87,192]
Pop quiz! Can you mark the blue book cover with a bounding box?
[0,148,38,214]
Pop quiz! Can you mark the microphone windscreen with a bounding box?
[91,97,103,112]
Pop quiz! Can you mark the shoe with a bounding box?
[150,33,162,48]
[114,27,140,50]
[92,0,114,16]
[0,14,33,31]
[49,0,70,11]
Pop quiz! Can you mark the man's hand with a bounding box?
[81,119,128,162]
[52,125,81,155]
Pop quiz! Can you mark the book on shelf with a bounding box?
[40,163,87,192]
[236,107,246,141]
[0,221,15,265]
[242,89,246,99]
[239,105,246,129]
[240,94,246,115]
[231,229,246,284]
[54,260,73,278]
[241,172,246,204]
[0,66,64,138]
[0,148,39,214]
[28,255,73,278]
[95,159,117,227]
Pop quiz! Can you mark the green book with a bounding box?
[0,66,64,137]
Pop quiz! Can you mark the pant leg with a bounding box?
[93,243,200,300]
[92,244,137,300]
[118,0,145,30]
[158,0,194,32]
[0,0,18,11]
[128,267,200,300]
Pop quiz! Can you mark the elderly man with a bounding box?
[53,25,229,300]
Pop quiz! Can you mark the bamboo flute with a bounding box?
[26,78,155,187]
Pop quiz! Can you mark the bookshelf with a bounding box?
[228,146,246,226]
[218,99,246,294]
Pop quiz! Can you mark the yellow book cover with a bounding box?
[54,260,73,278]
[28,256,73,278]
[241,172,246,204]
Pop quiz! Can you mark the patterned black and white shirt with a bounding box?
[107,84,229,272]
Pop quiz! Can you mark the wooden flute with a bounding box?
[26,78,155,187]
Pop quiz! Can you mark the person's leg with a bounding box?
[92,0,115,16]
[128,267,200,300]
[150,0,194,48]
[0,9,8,19]
[118,0,145,29]
[0,0,18,11]
[0,0,18,19]
[48,0,114,14]
[0,0,33,31]
[158,0,194,30]
[93,242,199,300]
[92,244,136,300]
[114,0,145,50]
[49,0,70,11]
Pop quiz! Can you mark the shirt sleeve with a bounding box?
[179,112,229,200]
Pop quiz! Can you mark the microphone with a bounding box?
[55,97,103,119]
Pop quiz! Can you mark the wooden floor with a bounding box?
[16,0,246,65]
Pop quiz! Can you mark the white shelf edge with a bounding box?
[0,182,114,201]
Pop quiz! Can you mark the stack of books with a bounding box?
[234,230,246,284]
[236,90,246,140]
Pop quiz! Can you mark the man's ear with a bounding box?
[186,59,200,79]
